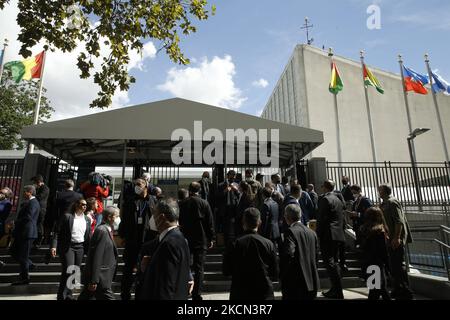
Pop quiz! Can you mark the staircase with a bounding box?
[0,245,364,297]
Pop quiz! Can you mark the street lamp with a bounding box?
[407,128,430,211]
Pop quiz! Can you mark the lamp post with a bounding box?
[407,128,430,212]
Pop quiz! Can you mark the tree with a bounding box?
[0,70,54,149]
[0,0,216,109]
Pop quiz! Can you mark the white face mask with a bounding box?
[245,177,253,182]
[135,186,144,195]
[113,216,121,231]
[149,215,157,231]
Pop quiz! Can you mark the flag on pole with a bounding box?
[363,64,384,94]
[402,65,428,95]
[329,62,343,94]
[0,49,4,67]
[430,71,450,96]
[4,51,45,83]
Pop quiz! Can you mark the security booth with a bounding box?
[20,98,324,203]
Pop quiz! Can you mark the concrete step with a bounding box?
[0,255,125,264]
[0,275,366,296]
[0,263,126,275]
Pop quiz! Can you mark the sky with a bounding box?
[1,0,450,121]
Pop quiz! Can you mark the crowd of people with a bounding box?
[0,170,414,300]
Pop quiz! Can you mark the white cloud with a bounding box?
[0,0,156,121]
[157,55,247,109]
[252,78,269,88]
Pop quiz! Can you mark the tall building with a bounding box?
[261,45,450,162]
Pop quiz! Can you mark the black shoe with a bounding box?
[322,289,344,299]
[29,264,36,272]
[11,279,30,286]
[0,261,5,269]
[192,295,203,301]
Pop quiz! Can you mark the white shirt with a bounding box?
[159,225,178,242]
[71,213,86,243]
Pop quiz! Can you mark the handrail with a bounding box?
[434,239,450,250]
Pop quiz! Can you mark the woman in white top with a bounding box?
[51,199,91,300]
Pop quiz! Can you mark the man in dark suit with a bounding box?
[260,187,280,248]
[223,207,279,300]
[10,185,40,285]
[118,178,157,300]
[141,199,193,300]
[280,204,319,300]
[317,180,346,299]
[31,175,49,247]
[271,173,287,197]
[78,206,119,300]
[179,182,215,300]
[215,170,239,247]
[198,171,213,207]
[55,179,83,220]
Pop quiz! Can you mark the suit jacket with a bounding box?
[36,184,50,212]
[317,192,345,243]
[261,198,280,240]
[280,222,320,297]
[179,195,215,250]
[235,194,255,237]
[51,213,91,254]
[198,179,213,207]
[83,224,117,289]
[55,190,83,219]
[141,228,191,300]
[13,198,40,240]
[223,231,279,300]
[118,194,156,244]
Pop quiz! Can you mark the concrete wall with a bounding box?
[262,45,450,162]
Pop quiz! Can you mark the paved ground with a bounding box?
[0,289,370,300]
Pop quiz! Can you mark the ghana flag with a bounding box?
[4,51,44,83]
[329,62,343,94]
[363,64,384,94]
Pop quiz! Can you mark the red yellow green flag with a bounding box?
[329,62,343,94]
[4,51,45,83]
[363,64,384,94]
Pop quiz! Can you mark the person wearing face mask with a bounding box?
[10,185,40,285]
[244,169,263,210]
[349,184,373,245]
[50,198,91,300]
[78,206,119,300]
[198,171,214,209]
[118,178,157,300]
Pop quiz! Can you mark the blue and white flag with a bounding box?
[431,71,450,96]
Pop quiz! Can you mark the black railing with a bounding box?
[326,161,450,206]
[0,159,24,213]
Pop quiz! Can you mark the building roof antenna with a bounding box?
[301,17,314,45]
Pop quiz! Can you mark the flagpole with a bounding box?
[398,54,416,156]
[0,39,8,84]
[329,48,343,165]
[424,53,449,162]
[27,50,47,154]
[360,51,377,164]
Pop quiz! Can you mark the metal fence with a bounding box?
[407,225,450,280]
[0,159,24,213]
[327,161,450,206]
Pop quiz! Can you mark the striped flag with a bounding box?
[4,51,45,83]
[329,62,343,94]
[363,64,384,94]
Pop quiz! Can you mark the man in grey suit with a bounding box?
[280,204,320,300]
[317,180,346,299]
[78,206,119,300]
